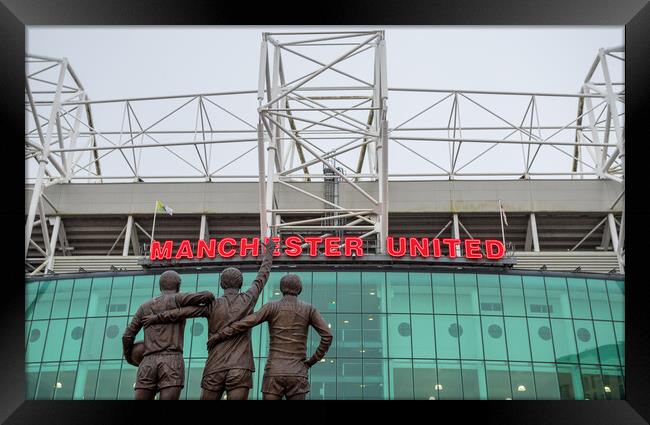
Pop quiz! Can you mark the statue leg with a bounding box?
[262,392,283,400]
[200,388,224,400]
[159,386,182,400]
[286,393,307,400]
[134,388,157,400]
[226,387,249,400]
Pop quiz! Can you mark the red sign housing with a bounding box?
[149,236,506,261]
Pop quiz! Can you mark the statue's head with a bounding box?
[220,267,243,291]
[280,274,302,296]
[159,270,181,293]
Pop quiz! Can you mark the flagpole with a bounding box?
[499,199,506,246]
[151,202,158,244]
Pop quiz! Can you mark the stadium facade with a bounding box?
[25,30,625,400]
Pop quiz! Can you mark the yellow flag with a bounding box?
[155,200,173,216]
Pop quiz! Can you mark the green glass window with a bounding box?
[26,281,40,321]
[533,363,561,399]
[76,361,100,400]
[586,279,612,320]
[546,277,571,318]
[310,357,336,399]
[196,273,220,297]
[509,362,536,400]
[117,360,137,399]
[389,359,413,399]
[107,276,133,316]
[51,279,73,319]
[477,274,502,316]
[551,319,578,364]
[26,320,49,363]
[87,277,112,317]
[557,363,582,399]
[522,275,548,317]
[182,317,193,354]
[613,321,624,366]
[42,319,66,362]
[179,272,197,292]
[95,360,122,399]
[409,272,433,314]
[79,317,107,361]
[362,313,386,358]
[292,271,312,307]
[504,317,531,361]
[581,365,605,400]
[434,315,460,359]
[485,361,512,399]
[593,321,620,366]
[102,316,127,360]
[337,358,362,399]
[319,313,336,358]
[363,359,388,399]
[481,316,507,361]
[386,272,409,313]
[436,359,463,400]
[411,315,435,359]
[387,314,412,358]
[53,362,77,400]
[361,272,386,313]
[527,317,555,362]
[337,272,361,313]
[26,363,40,399]
[461,360,487,399]
[601,366,625,400]
[458,315,483,360]
[455,273,479,314]
[337,313,362,357]
[412,359,437,399]
[188,316,208,359]
[21,269,626,400]
[185,358,205,400]
[607,280,624,321]
[33,280,56,320]
[250,361,261,400]
[573,319,599,365]
[35,362,59,400]
[432,273,456,314]
[60,318,85,361]
[500,275,526,316]
[312,272,336,313]
[69,278,92,318]
[567,278,592,319]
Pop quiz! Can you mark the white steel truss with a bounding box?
[25,31,625,272]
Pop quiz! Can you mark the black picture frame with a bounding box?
[2,0,649,423]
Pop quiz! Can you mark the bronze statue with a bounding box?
[141,240,275,400]
[207,273,333,400]
[122,270,215,400]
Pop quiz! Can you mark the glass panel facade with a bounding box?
[25,270,624,400]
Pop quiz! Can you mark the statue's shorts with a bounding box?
[261,375,310,397]
[201,368,253,392]
[135,352,185,390]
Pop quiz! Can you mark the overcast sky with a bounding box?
[26,26,623,180]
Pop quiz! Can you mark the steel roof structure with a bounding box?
[24,30,625,276]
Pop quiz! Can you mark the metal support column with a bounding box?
[123,216,134,256]
[46,216,61,272]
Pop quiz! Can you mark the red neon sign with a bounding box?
[150,237,506,261]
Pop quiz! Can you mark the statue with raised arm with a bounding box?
[122,270,215,400]
[141,240,276,400]
[207,273,333,400]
